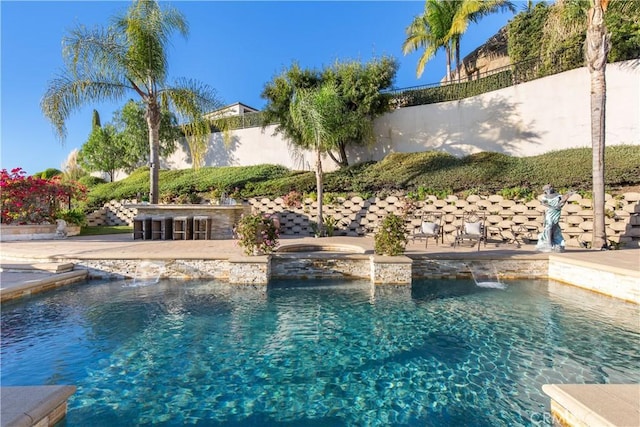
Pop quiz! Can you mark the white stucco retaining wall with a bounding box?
[164,60,639,172]
[165,123,322,172]
[357,60,639,162]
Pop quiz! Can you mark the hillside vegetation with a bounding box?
[84,145,640,210]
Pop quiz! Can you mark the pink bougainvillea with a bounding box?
[0,168,86,225]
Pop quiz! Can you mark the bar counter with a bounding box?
[126,203,250,240]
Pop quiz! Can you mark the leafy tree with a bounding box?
[508,3,544,63]
[78,110,126,182]
[539,1,585,74]
[508,0,639,70]
[605,3,640,61]
[41,0,223,204]
[261,57,397,168]
[321,58,397,167]
[113,100,182,172]
[289,84,342,234]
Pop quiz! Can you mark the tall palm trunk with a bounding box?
[585,1,610,249]
[147,101,162,204]
[445,45,452,83]
[315,144,324,236]
[454,37,461,82]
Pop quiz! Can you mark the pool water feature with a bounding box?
[468,262,507,290]
[132,260,166,284]
[2,278,638,426]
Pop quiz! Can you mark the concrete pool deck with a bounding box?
[1,235,638,427]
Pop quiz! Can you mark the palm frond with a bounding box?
[41,74,130,140]
[163,78,224,123]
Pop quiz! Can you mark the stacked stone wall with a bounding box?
[87,193,640,247]
[249,192,640,248]
[86,201,138,227]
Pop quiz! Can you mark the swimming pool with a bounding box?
[2,278,638,426]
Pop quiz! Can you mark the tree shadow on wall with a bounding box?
[203,133,240,167]
[161,133,240,169]
[618,58,640,72]
[350,94,542,163]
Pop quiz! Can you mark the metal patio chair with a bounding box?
[411,212,443,248]
[454,210,487,251]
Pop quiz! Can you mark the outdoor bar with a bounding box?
[128,204,250,240]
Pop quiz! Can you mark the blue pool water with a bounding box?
[2,278,639,426]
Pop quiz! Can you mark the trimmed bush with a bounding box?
[85,146,640,207]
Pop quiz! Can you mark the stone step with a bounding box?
[0,262,75,273]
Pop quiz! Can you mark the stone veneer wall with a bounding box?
[411,259,550,280]
[248,192,640,248]
[74,259,230,280]
[270,255,372,280]
[70,256,551,284]
[87,192,640,247]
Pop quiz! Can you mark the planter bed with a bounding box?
[0,224,81,241]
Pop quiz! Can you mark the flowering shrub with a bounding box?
[234,213,280,255]
[1,168,86,225]
[374,213,408,256]
[282,190,303,208]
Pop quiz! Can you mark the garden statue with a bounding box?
[55,219,68,238]
[536,184,574,252]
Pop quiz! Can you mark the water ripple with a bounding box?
[1,278,638,426]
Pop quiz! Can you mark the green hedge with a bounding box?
[84,145,640,210]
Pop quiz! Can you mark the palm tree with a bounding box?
[41,0,222,204]
[289,84,342,235]
[403,0,515,82]
[585,0,610,249]
[448,0,516,80]
[551,0,638,249]
[402,0,458,81]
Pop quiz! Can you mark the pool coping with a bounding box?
[1,385,76,427]
[0,270,88,303]
[542,384,640,427]
[548,251,640,304]
[0,240,637,302]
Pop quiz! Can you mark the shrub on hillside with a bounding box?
[83,146,640,208]
[34,168,63,179]
[243,171,316,199]
[78,175,106,188]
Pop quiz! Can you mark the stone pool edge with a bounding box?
[1,385,76,427]
[542,384,640,427]
[2,251,638,305]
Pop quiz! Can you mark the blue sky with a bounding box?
[1,1,525,175]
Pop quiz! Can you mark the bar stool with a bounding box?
[151,216,173,240]
[133,215,152,240]
[173,215,193,240]
[193,215,211,240]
